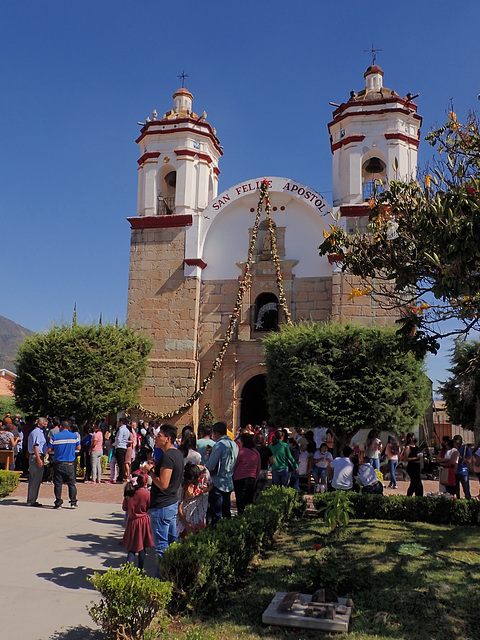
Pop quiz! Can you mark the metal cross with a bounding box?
[177,70,189,88]
[364,44,382,65]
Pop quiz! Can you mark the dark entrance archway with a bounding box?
[240,374,269,428]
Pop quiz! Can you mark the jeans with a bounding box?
[272,468,290,487]
[455,473,471,499]
[365,457,380,471]
[312,466,328,485]
[388,460,398,487]
[208,486,232,524]
[53,461,77,506]
[362,481,383,495]
[149,502,178,574]
[289,470,300,491]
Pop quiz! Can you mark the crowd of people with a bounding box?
[2,413,480,575]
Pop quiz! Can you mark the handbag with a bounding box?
[439,465,455,486]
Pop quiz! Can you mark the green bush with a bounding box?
[87,563,172,640]
[160,486,306,612]
[313,492,480,526]
[316,490,354,531]
[0,470,19,498]
[101,454,108,474]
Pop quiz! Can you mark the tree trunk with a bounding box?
[474,395,480,445]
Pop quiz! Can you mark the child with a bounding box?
[312,442,333,491]
[177,462,212,538]
[121,473,153,569]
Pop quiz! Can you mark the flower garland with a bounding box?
[135,179,292,421]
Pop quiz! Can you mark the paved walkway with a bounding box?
[2,477,157,640]
[3,474,479,639]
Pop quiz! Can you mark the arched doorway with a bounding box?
[240,374,269,428]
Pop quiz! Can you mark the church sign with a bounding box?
[210,176,330,216]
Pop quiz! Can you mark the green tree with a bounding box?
[319,111,480,356]
[14,323,152,423]
[263,322,430,450]
[440,338,480,443]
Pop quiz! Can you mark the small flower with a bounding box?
[313,544,322,551]
[467,187,475,195]
[424,174,432,188]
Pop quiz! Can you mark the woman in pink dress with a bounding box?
[121,473,153,569]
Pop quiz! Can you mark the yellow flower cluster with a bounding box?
[347,286,372,301]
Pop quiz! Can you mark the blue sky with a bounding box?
[2,1,479,390]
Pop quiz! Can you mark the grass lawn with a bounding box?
[159,514,480,640]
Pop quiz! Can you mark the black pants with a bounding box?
[406,463,423,496]
[115,448,127,481]
[234,477,256,514]
[53,462,77,506]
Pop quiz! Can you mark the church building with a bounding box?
[126,65,421,429]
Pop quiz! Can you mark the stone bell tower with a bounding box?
[327,65,422,323]
[127,86,222,423]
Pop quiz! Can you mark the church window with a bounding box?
[253,293,278,332]
[157,170,176,215]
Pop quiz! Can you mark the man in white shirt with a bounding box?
[328,446,354,491]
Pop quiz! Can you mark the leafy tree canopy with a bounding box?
[319,111,480,357]
[440,338,480,443]
[264,322,430,449]
[14,323,152,423]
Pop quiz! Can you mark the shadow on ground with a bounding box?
[37,565,97,590]
[47,625,104,639]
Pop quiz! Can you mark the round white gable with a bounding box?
[188,177,334,280]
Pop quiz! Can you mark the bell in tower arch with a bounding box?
[364,156,385,175]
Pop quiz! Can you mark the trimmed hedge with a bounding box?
[313,492,480,526]
[160,486,306,612]
[0,470,20,498]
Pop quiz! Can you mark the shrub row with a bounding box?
[313,492,480,526]
[160,486,306,612]
[0,470,20,498]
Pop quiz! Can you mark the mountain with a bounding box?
[0,316,34,372]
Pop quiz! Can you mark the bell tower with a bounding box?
[328,65,422,323]
[127,86,222,423]
[328,64,422,229]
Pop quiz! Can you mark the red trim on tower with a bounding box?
[339,205,370,217]
[174,149,214,164]
[184,258,207,269]
[332,96,419,118]
[127,215,193,229]
[137,151,160,166]
[328,254,345,264]
[330,135,365,152]
[328,107,422,131]
[136,119,223,155]
[213,167,220,176]
[384,132,420,148]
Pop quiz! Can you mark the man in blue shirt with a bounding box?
[114,418,130,483]
[27,417,48,506]
[48,421,81,508]
[206,421,238,523]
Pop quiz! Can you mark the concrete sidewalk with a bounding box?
[0,493,156,640]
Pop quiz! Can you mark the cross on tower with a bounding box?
[364,44,382,65]
[177,70,189,88]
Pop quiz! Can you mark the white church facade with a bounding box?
[126,65,421,429]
